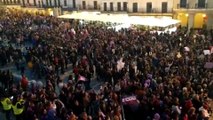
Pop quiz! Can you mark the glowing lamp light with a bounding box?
[185,14,189,17]
[203,14,206,18]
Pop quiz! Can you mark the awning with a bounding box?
[58,12,180,28]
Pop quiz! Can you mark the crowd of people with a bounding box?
[0,7,213,120]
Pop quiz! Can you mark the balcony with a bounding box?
[195,3,208,9]
[127,8,173,16]
[61,5,77,11]
[0,0,21,5]
[41,5,55,8]
[177,3,189,9]
[78,5,101,11]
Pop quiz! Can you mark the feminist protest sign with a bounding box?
[203,50,211,55]
[78,75,87,81]
[204,62,213,69]
[117,58,125,71]
[122,95,139,105]
[122,95,140,112]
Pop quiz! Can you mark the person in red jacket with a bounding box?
[20,75,28,91]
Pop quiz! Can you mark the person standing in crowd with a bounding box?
[11,96,25,120]
[0,8,212,120]
[0,97,12,120]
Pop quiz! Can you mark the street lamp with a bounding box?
[203,14,207,29]
[185,13,189,28]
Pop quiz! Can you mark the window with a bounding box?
[58,0,60,6]
[49,0,52,6]
[162,2,167,13]
[117,2,121,11]
[82,1,86,9]
[73,0,76,8]
[38,0,41,7]
[132,3,138,12]
[94,1,97,9]
[46,0,48,6]
[34,0,36,6]
[123,2,127,11]
[146,2,152,13]
[54,0,57,7]
[180,0,187,8]
[198,0,206,8]
[110,2,113,11]
[104,2,107,11]
[41,0,44,6]
[64,0,67,6]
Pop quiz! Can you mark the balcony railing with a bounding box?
[127,8,172,14]
[0,1,21,5]
[195,3,208,9]
[176,3,208,9]
[177,3,189,9]
[42,5,55,8]
[78,5,101,10]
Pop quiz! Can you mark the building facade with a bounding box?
[0,0,213,29]
[173,0,213,29]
